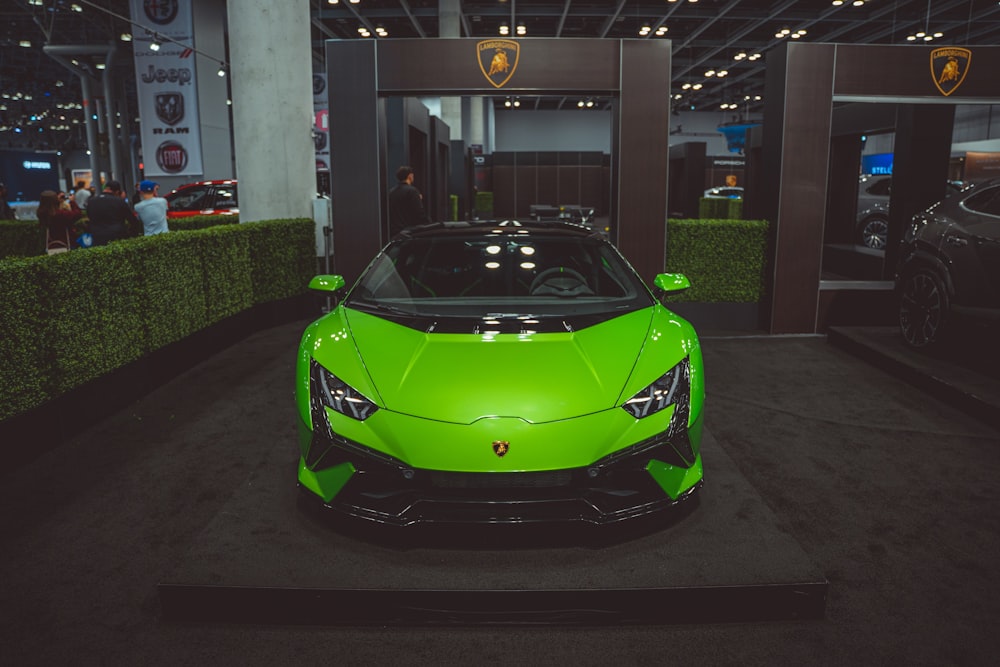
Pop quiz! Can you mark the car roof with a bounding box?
[396,220,605,241]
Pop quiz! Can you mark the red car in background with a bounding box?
[164,180,238,219]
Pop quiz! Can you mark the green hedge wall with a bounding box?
[665,218,769,303]
[0,218,315,421]
[698,197,743,220]
[0,220,47,259]
[0,214,238,258]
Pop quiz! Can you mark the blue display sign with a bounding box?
[862,153,893,175]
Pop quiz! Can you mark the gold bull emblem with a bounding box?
[477,40,520,88]
[930,48,971,96]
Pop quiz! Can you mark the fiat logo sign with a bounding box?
[156,140,188,173]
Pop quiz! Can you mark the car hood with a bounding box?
[339,307,674,424]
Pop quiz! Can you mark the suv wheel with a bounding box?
[899,269,949,348]
[859,216,889,250]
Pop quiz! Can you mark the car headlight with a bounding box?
[622,358,690,424]
[311,359,378,421]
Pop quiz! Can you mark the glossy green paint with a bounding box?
[296,297,704,474]
[309,274,346,292]
[646,454,703,499]
[298,457,355,503]
[653,273,691,293]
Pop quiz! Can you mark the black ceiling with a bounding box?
[2,0,999,150]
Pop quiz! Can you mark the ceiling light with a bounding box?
[513,98,520,108]
[71,3,82,11]
[717,70,729,77]
[149,38,161,51]
[350,0,360,4]
[499,24,509,36]
[705,69,716,77]
[217,63,227,77]
[734,52,747,60]
[19,40,31,48]
[578,100,585,108]
[516,24,526,36]
[328,0,339,4]
[120,33,133,42]
[656,27,668,36]
[692,83,703,90]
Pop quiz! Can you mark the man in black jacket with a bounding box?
[388,165,429,237]
[85,180,139,246]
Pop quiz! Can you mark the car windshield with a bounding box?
[346,228,654,319]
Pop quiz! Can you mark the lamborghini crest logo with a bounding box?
[930,47,971,96]
[492,440,510,457]
[477,40,520,88]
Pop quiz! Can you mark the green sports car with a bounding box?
[296,221,704,526]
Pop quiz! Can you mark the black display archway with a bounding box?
[761,43,1000,334]
[325,38,671,284]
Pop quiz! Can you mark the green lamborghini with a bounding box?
[296,221,704,525]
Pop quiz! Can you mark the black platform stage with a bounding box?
[159,429,827,626]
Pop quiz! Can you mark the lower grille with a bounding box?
[428,469,573,489]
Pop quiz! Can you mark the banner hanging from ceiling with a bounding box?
[130,0,204,178]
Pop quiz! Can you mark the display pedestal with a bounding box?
[159,430,827,625]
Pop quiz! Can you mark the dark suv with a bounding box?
[895,180,1000,348]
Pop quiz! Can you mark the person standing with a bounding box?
[0,182,16,220]
[133,180,169,236]
[85,180,139,246]
[37,190,84,254]
[72,180,91,210]
[388,165,429,237]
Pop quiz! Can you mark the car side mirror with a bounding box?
[653,273,691,297]
[309,274,346,293]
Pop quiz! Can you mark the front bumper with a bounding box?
[297,411,704,527]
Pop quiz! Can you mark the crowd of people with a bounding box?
[33,178,170,254]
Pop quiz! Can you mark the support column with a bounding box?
[227,0,314,222]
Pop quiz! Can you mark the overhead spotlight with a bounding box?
[705,69,716,77]
[748,53,762,61]
[499,23,509,36]
[586,99,594,108]
[149,37,161,51]
[656,26,668,36]
[217,63,226,77]
[120,33,132,42]
[717,70,729,77]
[734,52,747,61]
[71,3,82,11]
[513,97,520,108]
[19,40,31,48]
[578,100,585,108]
[639,25,651,36]
[516,24,526,36]
[328,0,339,4]
[505,98,512,108]
[681,83,692,90]
[832,0,844,5]
[349,0,360,4]
[692,83,703,90]
[791,29,807,39]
